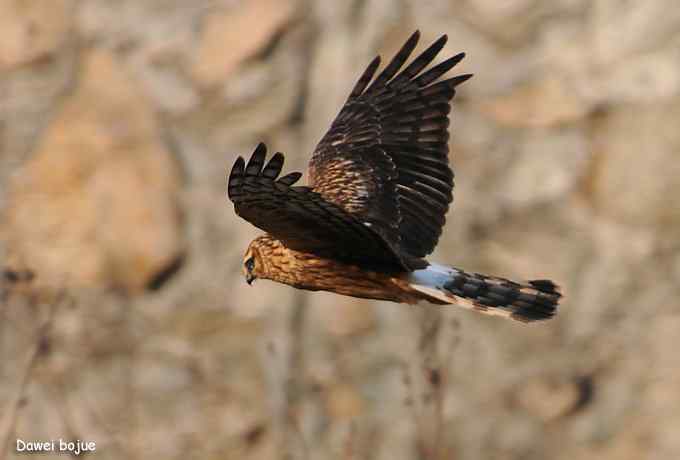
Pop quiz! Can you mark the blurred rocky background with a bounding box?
[1,0,679,459]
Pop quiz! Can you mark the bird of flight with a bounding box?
[227,31,561,322]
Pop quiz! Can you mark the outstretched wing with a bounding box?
[309,31,471,259]
[228,143,415,269]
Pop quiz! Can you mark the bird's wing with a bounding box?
[228,143,414,269]
[309,30,471,258]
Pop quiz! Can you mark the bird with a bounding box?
[227,31,561,322]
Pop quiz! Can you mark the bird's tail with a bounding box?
[407,263,561,322]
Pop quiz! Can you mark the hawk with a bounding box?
[227,31,561,322]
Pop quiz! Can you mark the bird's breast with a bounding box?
[268,251,414,303]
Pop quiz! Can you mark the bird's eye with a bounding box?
[245,256,255,272]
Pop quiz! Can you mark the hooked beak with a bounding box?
[246,273,255,285]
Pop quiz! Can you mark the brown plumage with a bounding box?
[228,31,562,322]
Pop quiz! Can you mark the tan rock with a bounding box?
[2,48,183,292]
[0,0,72,69]
[479,75,589,127]
[588,102,680,228]
[191,0,296,87]
[515,377,582,422]
[325,383,364,420]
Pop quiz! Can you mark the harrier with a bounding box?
[227,31,561,322]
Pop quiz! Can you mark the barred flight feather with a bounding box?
[408,264,561,322]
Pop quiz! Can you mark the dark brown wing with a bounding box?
[309,31,472,258]
[228,143,416,269]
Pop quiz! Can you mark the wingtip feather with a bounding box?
[278,171,303,186]
[452,73,473,86]
[227,156,246,200]
[369,31,421,90]
[246,143,269,174]
[350,55,381,98]
[433,34,448,48]
[229,156,245,180]
[262,152,285,179]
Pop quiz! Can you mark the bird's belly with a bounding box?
[287,263,415,303]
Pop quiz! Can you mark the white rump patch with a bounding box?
[408,263,460,304]
[408,263,513,317]
[409,263,458,288]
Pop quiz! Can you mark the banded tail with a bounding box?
[408,263,562,322]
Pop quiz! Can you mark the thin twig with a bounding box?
[0,292,59,459]
[283,291,310,460]
[264,291,309,460]
[343,421,357,460]
[408,308,444,460]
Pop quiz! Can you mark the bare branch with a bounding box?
[407,308,445,460]
[0,290,59,460]
[262,290,310,460]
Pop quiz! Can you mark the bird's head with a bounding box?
[243,239,268,284]
[242,235,292,286]
[242,239,265,285]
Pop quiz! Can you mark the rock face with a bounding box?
[190,0,297,87]
[2,49,183,292]
[1,2,680,460]
[0,0,72,69]
[589,102,680,229]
